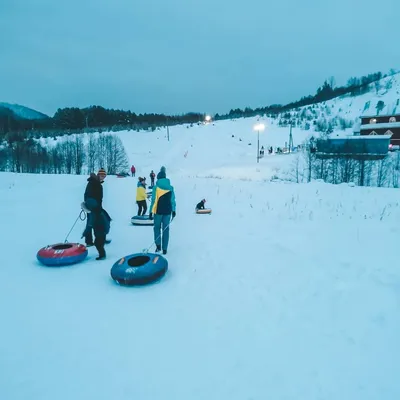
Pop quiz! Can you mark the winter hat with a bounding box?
[97,168,107,181]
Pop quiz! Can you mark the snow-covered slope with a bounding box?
[0,102,49,119]
[1,115,400,399]
[272,73,400,135]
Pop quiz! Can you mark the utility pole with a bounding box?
[257,129,260,163]
[288,121,294,153]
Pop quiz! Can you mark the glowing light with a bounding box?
[253,123,265,132]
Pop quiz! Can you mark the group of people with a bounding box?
[131,165,156,187]
[135,166,176,255]
[82,166,178,260]
[82,165,208,260]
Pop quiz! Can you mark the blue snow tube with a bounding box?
[111,253,168,286]
[131,215,154,226]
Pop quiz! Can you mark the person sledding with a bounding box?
[81,168,111,260]
[195,199,206,211]
[150,170,155,186]
[149,166,176,255]
[136,177,147,216]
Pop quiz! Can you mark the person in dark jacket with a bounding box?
[84,172,104,213]
[149,166,176,255]
[150,170,155,186]
[195,199,206,210]
[82,169,109,259]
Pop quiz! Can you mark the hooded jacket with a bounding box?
[196,200,205,210]
[150,177,176,215]
[136,181,147,201]
[84,173,103,210]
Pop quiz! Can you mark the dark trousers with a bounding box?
[131,172,135,177]
[84,215,94,245]
[150,178,155,186]
[95,234,106,257]
[137,200,147,216]
[154,214,171,250]
[84,212,107,247]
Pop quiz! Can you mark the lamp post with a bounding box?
[205,115,212,124]
[253,123,265,163]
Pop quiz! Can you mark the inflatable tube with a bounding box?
[37,243,88,266]
[196,208,212,214]
[131,215,154,226]
[111,253,168,285]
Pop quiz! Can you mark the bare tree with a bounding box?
[71,135,85,175]
[376,156,390,187]
[390,152,400,188]
[290,153,303,183]
[86,135,98,173]
[374,80,381,94]
[303,143,316,183]
[103,134,129,174]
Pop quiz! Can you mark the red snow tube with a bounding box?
[37,243,88,266]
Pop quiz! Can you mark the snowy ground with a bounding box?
[1,168,400,399]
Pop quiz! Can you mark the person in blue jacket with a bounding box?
[149,166,176,255]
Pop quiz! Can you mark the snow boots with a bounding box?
[155,245,167,255]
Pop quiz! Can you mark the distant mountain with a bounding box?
[0,102,49,120]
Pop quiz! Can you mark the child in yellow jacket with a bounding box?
[136,177,147,215]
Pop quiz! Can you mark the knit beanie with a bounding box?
[97,168,107,181]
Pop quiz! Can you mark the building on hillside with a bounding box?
[315,135,391,160]
[359,113,400,148]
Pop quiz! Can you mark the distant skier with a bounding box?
[150,170,155,186]
[195,199,206,211]
[149,166,176,255]
[130,165,136,177]
[136,177,147,216]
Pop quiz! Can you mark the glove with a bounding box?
[172,211,176,219]
[149,213,153,220]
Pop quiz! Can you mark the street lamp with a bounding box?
[253,123,265,163]
[205,115,212,123]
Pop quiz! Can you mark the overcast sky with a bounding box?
[0,0,398,117]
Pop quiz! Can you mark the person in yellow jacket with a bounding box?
[136,177,147,216]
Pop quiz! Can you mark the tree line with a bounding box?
[1,68,397,139]
[0,132,129,175]
[214,70,396,120]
